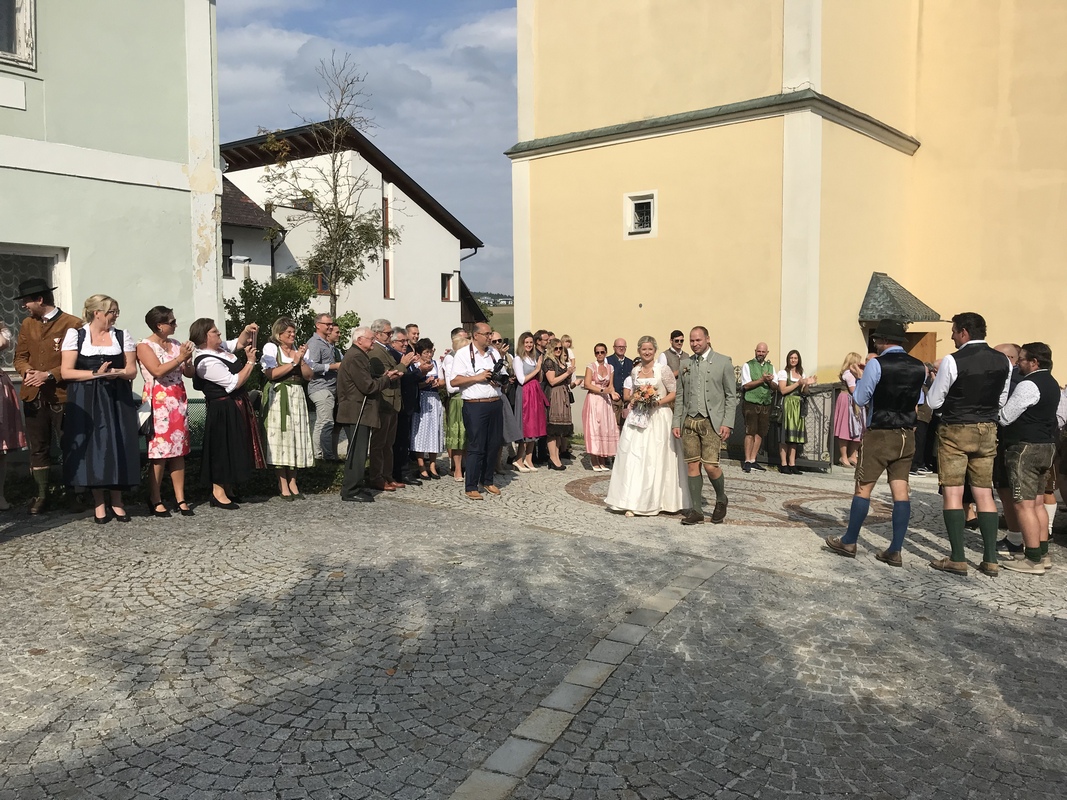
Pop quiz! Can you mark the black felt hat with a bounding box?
[15,278,57,300]
[871,319,908,344]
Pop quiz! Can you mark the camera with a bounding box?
[485,358,510,388]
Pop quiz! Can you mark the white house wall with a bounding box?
[225,149,465,348]
[220,226,274,303]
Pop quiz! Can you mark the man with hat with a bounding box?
[825,320,927,566]
[12,278,83,514]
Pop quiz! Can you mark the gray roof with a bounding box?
[858,272,941,324]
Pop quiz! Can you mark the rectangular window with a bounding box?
[221,239,233,279]
[382,196,390,248]
[382,258,393,300]
[0,0,36,70]
[441,273,453,302]
[624,191,658,238]
[314,273,331,296]
[0,248,53,371]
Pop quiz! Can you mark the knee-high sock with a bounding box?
[944,508,967,562]
[977,511,999,564]
[688,475,704,513]
[889,500,910,552]
[709,473,727,503]
[840,496,870,545]
[32,467,49,499]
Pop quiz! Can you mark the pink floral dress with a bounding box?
[139,338,191,459]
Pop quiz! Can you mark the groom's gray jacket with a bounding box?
[672,349,738,431]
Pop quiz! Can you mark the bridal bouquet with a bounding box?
[626,385,660,429]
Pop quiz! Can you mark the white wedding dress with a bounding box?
[604,363,690,515]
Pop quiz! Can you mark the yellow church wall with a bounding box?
[907,0,1067,364]
[526,118,784,370]
[821,0,918,134]
[817,122,914,379]
[528,0,784,139]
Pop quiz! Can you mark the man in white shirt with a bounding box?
[449,322,505,500]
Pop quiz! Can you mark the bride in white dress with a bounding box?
[604,336,690,516]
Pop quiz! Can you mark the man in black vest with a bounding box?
[825,320,926,566]
[997,342,1059,575]
[926,312,1012,577]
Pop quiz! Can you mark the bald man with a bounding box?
[992,342,1025,557]
[740,342,776,472]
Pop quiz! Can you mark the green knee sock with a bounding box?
[944,508,967,562]
[977,511,999,564]
[688,476,704,513]
[1024,546,1043,563]
[1040,540,1049,556]
[32,468,49,500]
[710,474,727,503]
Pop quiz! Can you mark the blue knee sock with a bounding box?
[841,496,870,544]
[889,500,910,552]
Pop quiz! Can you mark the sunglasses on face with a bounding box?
[595,351,607,355]
[490,339,502,344]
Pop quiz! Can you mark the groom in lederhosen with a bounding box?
[672,326,737,525]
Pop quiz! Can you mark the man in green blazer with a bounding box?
[672,326,738,524]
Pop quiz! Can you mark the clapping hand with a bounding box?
[179,341,195,361]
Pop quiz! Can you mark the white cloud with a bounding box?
[218,6,518,293]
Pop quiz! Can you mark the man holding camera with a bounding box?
[449,322,505,500]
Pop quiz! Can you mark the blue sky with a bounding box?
[216,0,518,294]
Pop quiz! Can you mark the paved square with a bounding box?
[2,460,1065,798]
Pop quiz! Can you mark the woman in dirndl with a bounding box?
[542,337,575,470]
[0,320,28,511]
[776,349,817,475]
[444,329,470,482]
[514,331,547,472]
[190,318,265,509]
[137,306,194,517]
[260,317,314,500]
[60,294,140,524]
[410,339,445,478]
[582,343,620,471]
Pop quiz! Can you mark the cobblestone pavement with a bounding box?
[2,453,1066,799]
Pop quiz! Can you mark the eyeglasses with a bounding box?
[490,339,502,344]
[553,347,562,352]
[317,320,335,327]
[672,338,684,343]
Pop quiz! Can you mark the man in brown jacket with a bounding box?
[12,278,83,514]
[366,318,415,491]
[336,326,402,502]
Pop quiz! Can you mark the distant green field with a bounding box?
[488,306,515,343]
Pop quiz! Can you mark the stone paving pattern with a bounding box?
[2,454,1066,798]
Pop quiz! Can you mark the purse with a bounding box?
[769,392,784,424]
[138,393,154,436]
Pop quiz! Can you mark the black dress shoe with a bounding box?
[94,515,110,525]
[149,502,171,518]
[751,462,767,471]
[210,497,240,510]
[548,463,566,471]
[113,512,131,523]
[341,491,374,503]
[396,476,423,486]
[742,462,751,473]
[174,501,194,517]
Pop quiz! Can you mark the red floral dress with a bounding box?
[138,338,191,459]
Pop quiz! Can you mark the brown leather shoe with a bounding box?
[710,501,728,524]
[465,490,484,500]
[825,536,857,558]
[977,561,1000,578]
[28,496,46,515]
[483,485,501,496]
[680,510,705,525]
[929,557,968,576]
[387,481,406,489]
[370,480,395,492]
[875,549,902,567]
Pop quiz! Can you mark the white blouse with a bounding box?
[61,327,135,354]
[260,341,294,371]
[512,354,538,385]
[194,338,241,394]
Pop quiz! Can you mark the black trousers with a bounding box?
[341,424,373,497]
[392,410,413,480]
[462,400,503,492]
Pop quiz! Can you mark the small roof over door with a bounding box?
[858,272,941,324]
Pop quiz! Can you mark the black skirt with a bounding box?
[62,379,141,489]
[200,393,265,486]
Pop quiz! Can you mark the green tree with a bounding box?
[259,53,400,319]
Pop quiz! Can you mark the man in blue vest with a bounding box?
[997,342,1060,574]
[926,312,1012,577]
[825,320,926,566]
[606,338,634,428]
